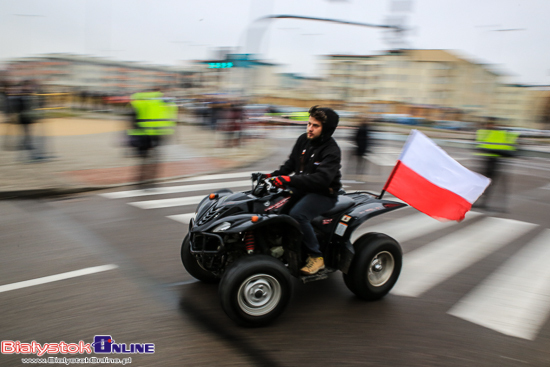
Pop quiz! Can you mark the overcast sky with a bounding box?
[1,0,549,85]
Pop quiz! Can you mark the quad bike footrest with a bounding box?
[300,267,336,284]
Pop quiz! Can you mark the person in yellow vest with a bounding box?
[474,117,519,211]
[128,88,177,188]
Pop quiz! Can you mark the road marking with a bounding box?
[351,209,481,243]
[129,195,207,209]
[0,265,118,294]
[366,153,399,167]
[341,180,366,184]
[448,229,550,340]
[168,171,252,184]
[391,217,537,297]
[163,279,200,287]
[167,213,195,224]
[100,180,251,199]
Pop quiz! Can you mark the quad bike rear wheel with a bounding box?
[343,233,402,300]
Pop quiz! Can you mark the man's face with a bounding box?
[307,116,323,139]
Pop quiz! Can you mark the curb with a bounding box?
[0,187,105,200]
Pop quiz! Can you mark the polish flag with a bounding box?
[383,130,490,221]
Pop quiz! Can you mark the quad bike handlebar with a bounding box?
[251,173,292,197]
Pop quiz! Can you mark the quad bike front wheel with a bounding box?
[343,233,402,300]
[219,255,292,327]
[181,234,219,283]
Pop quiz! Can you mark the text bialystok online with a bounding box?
[2,336,154,356]
[22,357,132,365]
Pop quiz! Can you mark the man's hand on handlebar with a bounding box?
[251,172,272,182]
[270,176,291,189]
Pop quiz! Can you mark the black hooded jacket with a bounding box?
[271,108,342,197]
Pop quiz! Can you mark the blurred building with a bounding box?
[187,49,550,127]
[4,50,549,129]
[317,49,548,129]
[5,53,191,95]
[191,54,281,97]
[320,49,502,120]
[536,88,550,129]
[491,84,550,129]
[190,54,341,109]
[255,73,337,108]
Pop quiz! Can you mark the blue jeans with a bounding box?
[288,190,337,257]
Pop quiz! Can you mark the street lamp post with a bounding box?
[245,15,404,56]
[240,14,404,97]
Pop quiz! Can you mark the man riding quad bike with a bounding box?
[181,106,406,326]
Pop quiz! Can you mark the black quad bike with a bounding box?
[181,175,407,327]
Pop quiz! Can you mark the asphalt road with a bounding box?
[2,129,550,366]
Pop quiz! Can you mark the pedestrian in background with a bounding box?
[349,117,371,180]
[128,88,177,188]
[16,80,43,162]
[474,117,519,211]
[0,80,6,114]
[0,80,10,150]
[225,102,243,148]
[3,82,23,151]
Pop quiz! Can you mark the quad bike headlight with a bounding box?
[213,222,232,232]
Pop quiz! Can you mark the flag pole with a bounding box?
[379,160,401,199]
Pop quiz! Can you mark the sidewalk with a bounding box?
[2,114,548,199]
[0,114,274,199]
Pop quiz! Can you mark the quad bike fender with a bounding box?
[338,240,355,274]
[341,200,407,241]
[352,232,399,247]
[195,189,235,220]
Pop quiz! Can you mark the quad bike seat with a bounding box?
[320,195,355,217]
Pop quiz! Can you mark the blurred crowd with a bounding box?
[192,99,248,148]
[0,79,49,162]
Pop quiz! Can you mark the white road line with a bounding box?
[391,217,537,297]
[168,171,252,184]
[351,209,481,244]
[366,154,399,166]
[448,229,550,340]
[0,265,118,294]
[167,213,195,224]
[100,180,251,199]
[129,195,206,209]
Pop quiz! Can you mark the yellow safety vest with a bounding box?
[475,129,518,157]
[128,92,176,136]
[289,111,309,121]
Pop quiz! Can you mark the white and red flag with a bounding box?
[383,130,490,221]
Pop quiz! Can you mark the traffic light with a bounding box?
[208,62,233,69]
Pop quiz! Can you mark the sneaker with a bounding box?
[300,256,325,275]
